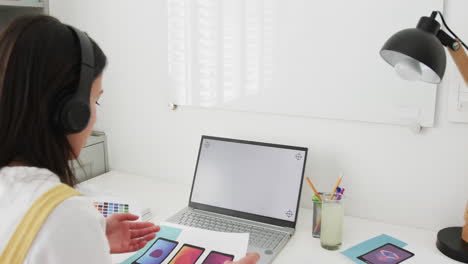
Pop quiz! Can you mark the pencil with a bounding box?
[306,177,322,201]
[313,219,321,233]
[314,174,344,234]
[328,175,343,200]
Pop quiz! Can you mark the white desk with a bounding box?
[79,171,460,263]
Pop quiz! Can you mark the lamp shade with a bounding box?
[380,17,446,84]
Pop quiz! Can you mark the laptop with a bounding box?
[167,136,308,264]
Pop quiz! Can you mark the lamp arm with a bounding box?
[431,11,468,85]
[436,11,468,51]
[447,42,468,87]
[463,200,468,243]
[437,30,460,50]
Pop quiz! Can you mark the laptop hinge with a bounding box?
[191,208,295,234]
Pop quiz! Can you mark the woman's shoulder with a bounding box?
[0,166,61,203]
[0,166,112,263]
[0,166,103,227]
[53,195,105,225]
[26,191,112,263]
[0,166,62,249]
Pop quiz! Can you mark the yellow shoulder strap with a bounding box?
[0,184,82,264]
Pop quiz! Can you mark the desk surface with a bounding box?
[79,171,460,264]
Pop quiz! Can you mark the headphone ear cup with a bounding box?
[58,98,91,134]
[53,26,94,135]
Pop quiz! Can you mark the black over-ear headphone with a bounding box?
[55,26,95,134]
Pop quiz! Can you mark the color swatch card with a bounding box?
[122,222,249,264]
[76,182,153,221]
[93,201,129,217]
[90,195,152,221]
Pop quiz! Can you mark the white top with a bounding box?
[0,166,112,264]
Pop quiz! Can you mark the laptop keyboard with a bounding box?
[175,211,287,250]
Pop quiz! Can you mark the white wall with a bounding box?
[50,0,468,232]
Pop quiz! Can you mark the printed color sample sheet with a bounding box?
[122,222,248,264]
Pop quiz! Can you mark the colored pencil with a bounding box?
[306,177,322,201]
[314,174,344,234]
[328,175,343,200]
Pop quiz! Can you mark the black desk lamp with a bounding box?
[380,11,468,263]
[381,11,468,85]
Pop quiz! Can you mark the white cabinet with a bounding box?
[73,132,109,183]
[0,0,48,30]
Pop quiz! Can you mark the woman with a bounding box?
[0,15,259,264]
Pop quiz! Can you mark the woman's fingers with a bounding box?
[129,233,156,246]
[128,221,159,230]
[225,252,260,264]
[109,213,139,222]
[128,240,148,252]
[130,226,160,239]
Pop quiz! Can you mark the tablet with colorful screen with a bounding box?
[168,244,205,264]
[132,238,178,264]
[202,251,235,264]
[357,243,414,264]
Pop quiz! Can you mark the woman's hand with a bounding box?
[225,253,260,264]
[105,213,160,253]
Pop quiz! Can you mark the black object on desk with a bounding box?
[436,227,468,263]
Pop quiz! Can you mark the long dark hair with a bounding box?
[0,15,107,186]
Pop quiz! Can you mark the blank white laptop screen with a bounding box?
[190,137,307,222]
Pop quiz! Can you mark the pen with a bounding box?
[337,187,345,200]
[335,187,342,199]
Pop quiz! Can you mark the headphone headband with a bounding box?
[56,26,95,134]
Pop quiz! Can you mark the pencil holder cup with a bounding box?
[320,193,345,250]
[312,193,324,238]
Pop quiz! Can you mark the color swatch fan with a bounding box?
[93,201,129,217]
[91,196,152,221]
